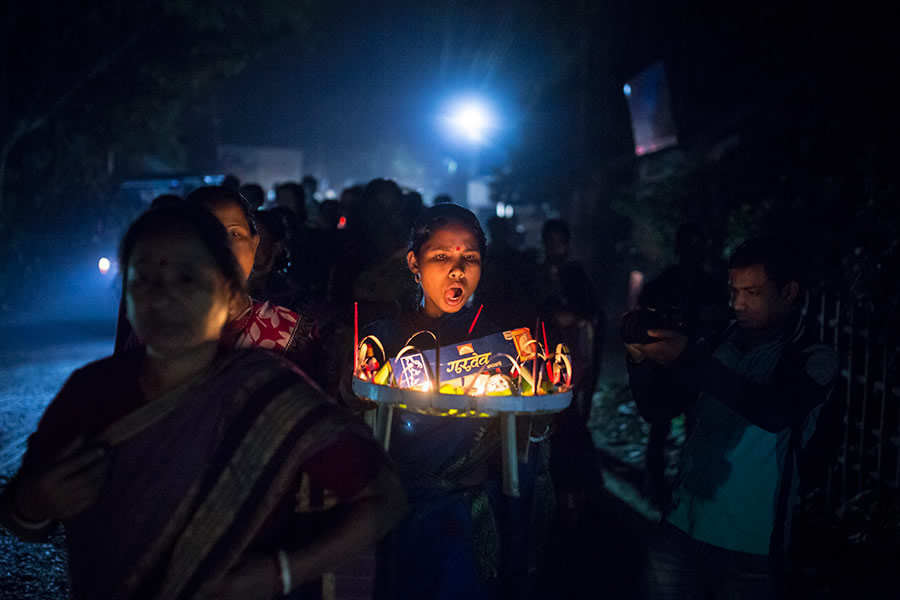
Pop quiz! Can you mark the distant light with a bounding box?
[504,204,514,218]
[98,257,111,274]
[623,83,632,97]
[203,175,215,184]
[442,96,497,145]
[496,202,506,218]
[325,189,337,199]
[447,159,458,174]
[337,216,347,230]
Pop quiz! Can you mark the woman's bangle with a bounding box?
[276,549,292,596]
[3,483,52,530]
[6,503,52,530]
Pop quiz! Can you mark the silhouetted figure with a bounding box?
[349,178,417,322]
[478,215,538,331]
[149,193,182,209]
[275,181,307,229]
[238,182,266,211]
[221,173,241,190]
[301,174,319,218]
[402,189,424,232]
[533,218,605,532]
[317,198,342,231]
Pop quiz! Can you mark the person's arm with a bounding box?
[0,368,113,542]
[672,340,839,432]
[0,436,110,542]
[280,465,406,585]
[208,438,406,600]
[626,345,699,423]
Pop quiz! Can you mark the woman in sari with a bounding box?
[0,205,405,600]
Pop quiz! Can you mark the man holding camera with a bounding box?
[625,237,838,599]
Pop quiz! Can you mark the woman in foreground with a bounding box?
[0,205,405,600]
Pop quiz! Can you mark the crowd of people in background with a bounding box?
[0,171,839,600]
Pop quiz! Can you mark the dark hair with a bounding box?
[408,203,487,258]
[150,193,183,209]
[728,236,801,290]
[184,185,258,237]
[275,182,307,223]
[255,209,288,243]
[238,183,266,210]
[541,218,570,244]
[118,205,246,296]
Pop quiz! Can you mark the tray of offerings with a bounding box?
[352,322,572,497]
[351,377,572,417]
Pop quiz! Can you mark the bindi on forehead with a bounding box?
[456,246,460,251]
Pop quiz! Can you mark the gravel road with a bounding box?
[0,319,115,600]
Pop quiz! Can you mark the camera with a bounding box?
[619,307,684,344]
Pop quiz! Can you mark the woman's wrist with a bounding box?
[2,481,53,530]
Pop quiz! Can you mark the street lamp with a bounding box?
[441,96,498,146]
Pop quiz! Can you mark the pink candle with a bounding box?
[532,318,539,394]
[354,302,359,373]
[466,304,484,338]
[542,321,553,380]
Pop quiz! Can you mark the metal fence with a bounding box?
[806,287,900,517]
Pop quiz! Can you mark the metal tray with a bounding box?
[351,377,571,417]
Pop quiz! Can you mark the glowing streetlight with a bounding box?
[442,96,498,145]
[98,257,111,274]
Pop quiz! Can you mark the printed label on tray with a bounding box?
[390,328,533,390]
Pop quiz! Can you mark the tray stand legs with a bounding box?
[501,412,519,497]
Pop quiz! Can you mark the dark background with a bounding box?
[2,1,896,321]
[1,2,899,596]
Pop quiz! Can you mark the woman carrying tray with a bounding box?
[363,203,552,600]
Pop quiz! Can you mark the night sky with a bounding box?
[212,1,563,190]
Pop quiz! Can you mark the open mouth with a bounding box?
[444,285,465,305]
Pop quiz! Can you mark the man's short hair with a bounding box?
[541,218,570,244]
[728,236,802,290]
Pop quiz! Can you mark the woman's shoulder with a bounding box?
[248,299,301,330]
[220,347,328,393]
[67,347,144,385]
[232,299,315,353]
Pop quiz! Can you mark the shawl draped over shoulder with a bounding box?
[15,347,367,600]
